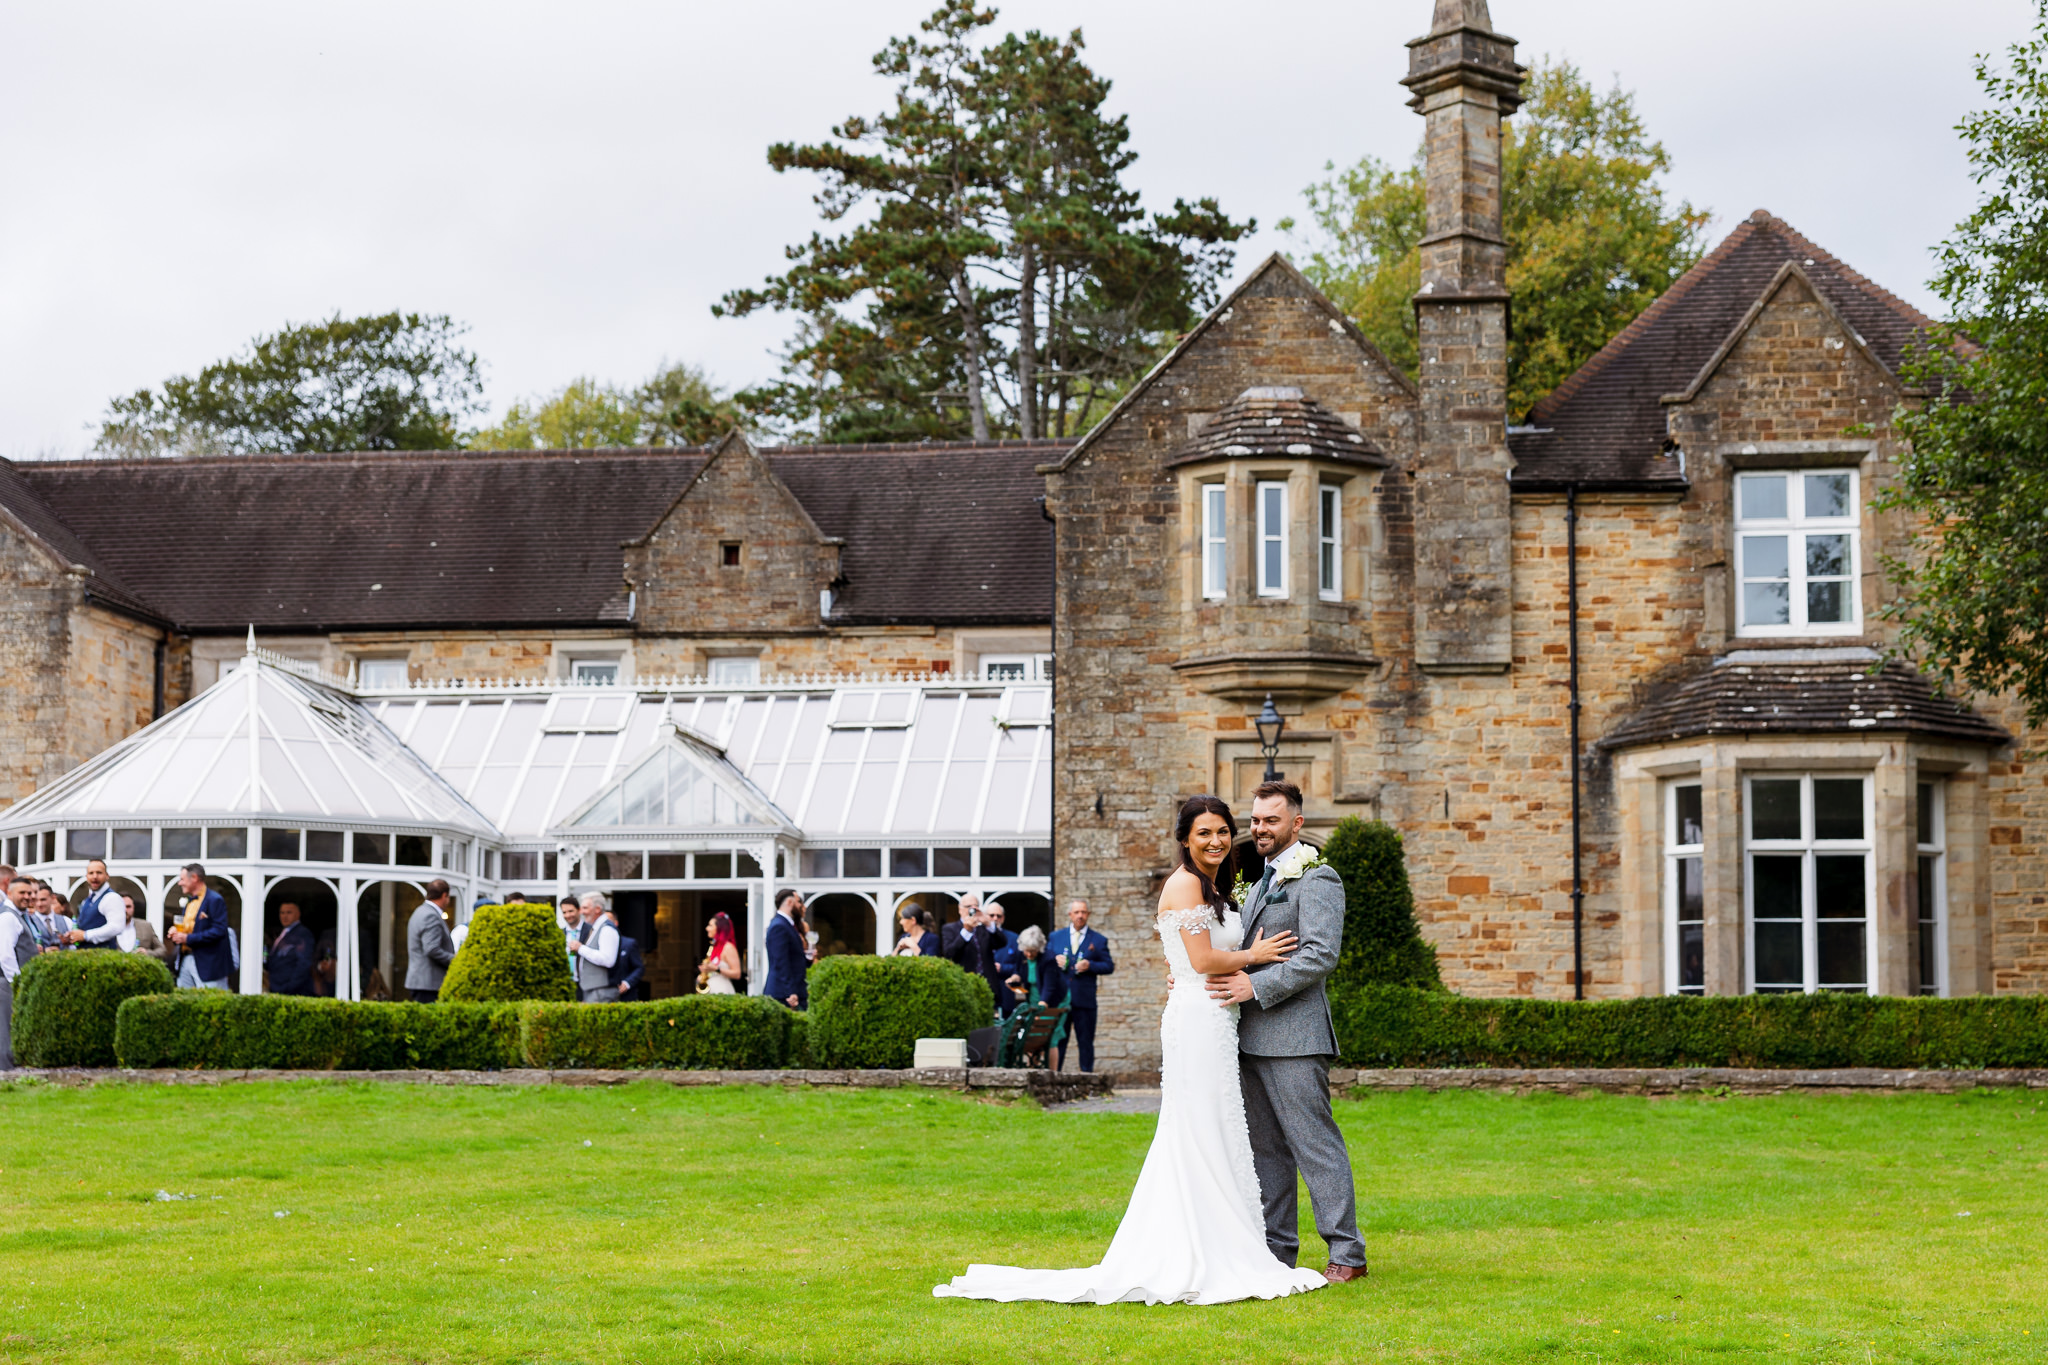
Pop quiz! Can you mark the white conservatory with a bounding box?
[0,639,1052,1000]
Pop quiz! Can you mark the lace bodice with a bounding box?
[1157,905,1241,983]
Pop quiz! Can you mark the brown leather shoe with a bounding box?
[1323,1262,1368,1284]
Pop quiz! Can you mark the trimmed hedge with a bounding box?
[519,996,800,1070]
[13,950,173,1067]
[805,954,992,1069]
[115,993,520,1070]
[1334,985,2048,1070]
[1323,817,1442,990]
[439,903,575,1003]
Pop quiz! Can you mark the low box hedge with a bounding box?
[805,954,992,1069]
[1334,985,2048,1070]
[115,993,520,1070]
[518,996,800,1070]
[14,950,174,1067]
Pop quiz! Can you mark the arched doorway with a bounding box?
[806,892,876,958]
[897,891,961,929]
[356,879,426,1001]
[266,876,339,997]
[986,891,1051,939]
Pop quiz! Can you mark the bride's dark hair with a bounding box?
[1174,794,1239,924]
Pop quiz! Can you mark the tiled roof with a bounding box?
[8,441,1066,634]
[1598,648,2009,750]
[0,459,162,620]
[1164,387,1389,469]
[1508,211,1938,491]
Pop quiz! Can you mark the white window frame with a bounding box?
[1734,468,1861,636]
[1742,772,1876,995]
[1256,480,1288,598]
[1663,780,1705,996]
[1201,482,1227,600]
[355,657,408,689]
[707,656,760,685]
[1916,779,1947,997]
[1317,484,1341,601]
[980,654,1052,683]
[570,657,621,685]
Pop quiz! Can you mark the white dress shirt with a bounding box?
[0,904,25,983]
[571,919,619,969]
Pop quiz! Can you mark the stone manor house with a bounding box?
[0,0,2041,1068]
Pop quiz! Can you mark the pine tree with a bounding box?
[1320,817,1442,990]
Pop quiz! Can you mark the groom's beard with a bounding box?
[1254,830,1296,858]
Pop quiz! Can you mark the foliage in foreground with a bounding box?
[94,312,485,456]
[437,902,576,1003]
[1880,5,2048,733]
[11,949,172,1066]
[804,954,993,1068]
[1282,58,1708,418]
[1335,985,2048,1070]
[1321,817,1442,990]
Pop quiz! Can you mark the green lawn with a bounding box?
[0,1080,2042,1363]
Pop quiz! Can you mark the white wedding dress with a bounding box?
[933,906,1326,1305]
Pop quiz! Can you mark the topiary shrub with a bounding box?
[518,997,798,1070]
[438,903,574,1003]
[13,950,173,1067]
[1331,985,2048,1070]
[1322,817,1442,990]
[114,993,520,1070]
[805,954,992,1069]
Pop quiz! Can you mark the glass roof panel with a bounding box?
[892,760,942,833]
[909,694,960,758]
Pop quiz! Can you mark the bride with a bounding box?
[933,794,1328,1305]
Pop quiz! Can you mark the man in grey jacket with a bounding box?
[404,879,458,1002]
[1205,780,1367,1284]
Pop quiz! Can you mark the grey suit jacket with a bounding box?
[1238,859,1343,1058]
[405,904,457,991]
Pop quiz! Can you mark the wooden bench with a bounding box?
[997,1002,1070,1069]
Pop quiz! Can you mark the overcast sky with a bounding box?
[0,0,2034,459]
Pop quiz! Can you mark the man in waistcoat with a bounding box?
[0,865,37,1068]
[65,859,124,949]
[568,892,620,1003]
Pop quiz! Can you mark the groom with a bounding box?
[1206,780,1367,1284]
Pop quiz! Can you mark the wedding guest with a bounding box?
[568,892,621,1003]
[267,901,318,997]
[1004,925,1052,1008]
[313,929,337,996]
[404,880,457,1003]
[0,871,34,1069]
[699,912,742,993]
[1048,899,1115,1072]
[893,907,938,958]
[6,876,48,961]
[35,884,74,947]
[124,894,173,964]
[559,900,581,953]
[65,859,124,949]
[610,932,645,1002]
[985,901,1019,975]
[167,864,233,990]
[762,889,808,1009]
[943,897,1005,1016]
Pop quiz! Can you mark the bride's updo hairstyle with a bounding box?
[1174,794,1239,924]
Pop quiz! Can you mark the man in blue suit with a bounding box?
[1046,899,1114,1072]
[167,863,233,990]
[762,889,809,1010]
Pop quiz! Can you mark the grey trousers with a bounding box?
[1240,1052,1365,1269]
[0,976,12,1069]
[579,986,619,1004]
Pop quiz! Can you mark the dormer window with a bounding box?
[1256,481,1288,597]
[1735,470,1859,635]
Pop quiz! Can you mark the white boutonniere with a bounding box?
[1266,842,1325,886]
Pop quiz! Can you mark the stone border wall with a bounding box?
[1334,1067,2048,1095]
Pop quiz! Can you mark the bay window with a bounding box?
[1745,773,1873,993]
[1916,780,1946,996]
[1318,485,1341,600]
[1664,781,1705,994]
[1202,483,1227,599]
[1257,481,1287,597]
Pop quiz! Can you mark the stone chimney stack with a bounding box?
[1402,0,1524,673]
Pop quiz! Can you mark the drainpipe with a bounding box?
[152,635,167,720]
[1038,495,1057,905]
[1566,486,1585,1000]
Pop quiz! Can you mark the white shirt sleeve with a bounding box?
[0,912,20,982]
[80,891,124,944]
[571,921,619,969]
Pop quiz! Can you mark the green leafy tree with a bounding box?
[95,312,483,456]
[468,362,741,450]
[1282,59,1708,418]
[1320,817,1442,991]
[1880,9,2048,733]
[721,1,1249,443]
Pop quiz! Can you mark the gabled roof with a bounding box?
[1040,253,1417,476]
[1598,647,2009,750]
[0,648,499,837]
[7,441,1066,633]
[1509,210,1938,491]
[559,721,794,838]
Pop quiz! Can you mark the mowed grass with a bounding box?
[0,1080,2043,1363]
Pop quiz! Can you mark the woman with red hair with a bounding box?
[697,912,743,994]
